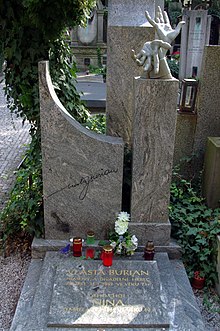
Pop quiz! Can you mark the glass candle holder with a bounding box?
[86,247,95,259]
[144,240,155,261]
[86,231,95,245]
[101,245,113,267]
[73,237,82,257]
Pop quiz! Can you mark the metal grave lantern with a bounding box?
[179,78,198,113]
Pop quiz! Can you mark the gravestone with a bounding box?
[179,9,211,79]
[202,137,220,209]
[39,61,124,240]
[131,78,179,246]
[106,0,155,146]
[193,46,220,164]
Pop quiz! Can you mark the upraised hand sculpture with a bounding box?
[132,6,185,79]
[132,39,171,74]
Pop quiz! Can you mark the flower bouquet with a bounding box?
[109,212,138,256]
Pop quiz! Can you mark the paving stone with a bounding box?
[0,80,30,213]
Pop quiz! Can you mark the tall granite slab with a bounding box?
[106,0,155,146]
[39,61,124,240]
[131,78,179,246]
[202,137,220,209]
[193,46,220,165]
[179,10,211,79]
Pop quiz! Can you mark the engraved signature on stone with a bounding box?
[46,168,118,200]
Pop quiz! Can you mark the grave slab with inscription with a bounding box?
[179,10,211,79]
[48,260,169,329]
[10,252,205,331]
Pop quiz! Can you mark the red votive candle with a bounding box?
[102,245,113,267]
[73,237,82,257]
[86,247,95,259]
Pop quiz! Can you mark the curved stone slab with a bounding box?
[39,61,124,240]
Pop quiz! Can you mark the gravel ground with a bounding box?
[0,253,219,331]
[0,254,30,331]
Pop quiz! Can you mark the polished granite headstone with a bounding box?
[48,260,169,328]
[39,61,124,240]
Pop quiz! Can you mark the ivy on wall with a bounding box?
[0,0,96,238]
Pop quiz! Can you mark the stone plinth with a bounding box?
[202,137,220,209]
[131,77,179,246]
[106,0,155,146]
[39,61,124,240]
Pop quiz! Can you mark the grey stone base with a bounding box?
[129,222,171,246]
[10,252,204,331]
[31,237,182,260]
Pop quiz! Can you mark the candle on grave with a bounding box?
[102,245,113,267]
[73,237,82,257]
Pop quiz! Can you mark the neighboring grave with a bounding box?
[70,0,107,70]
[179,9,211,79]
[106,0,155,146]
[39,61,124,240]
[193,46,220,164]
[202,137,220,209]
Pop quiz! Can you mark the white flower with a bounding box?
[117,212,130,222]
[116,243,122,254]
[131,235,138,248]
[126,249,135,255]
[110,241,117,249]
[115,219,128,235]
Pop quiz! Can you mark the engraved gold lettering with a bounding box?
[92,299,125,307]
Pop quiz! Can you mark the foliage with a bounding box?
[109,212,138,256]
[208,0,220,19]
[170,161,220,288]
[169,10,182,27]
[49,37,90,124]
[167,58,179,79]
[50,38,106,134]
[88,63,107,78]
[0,137,44,238]
[85,114,106,134]
[208,7,220,20]
[0,0,96,239]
